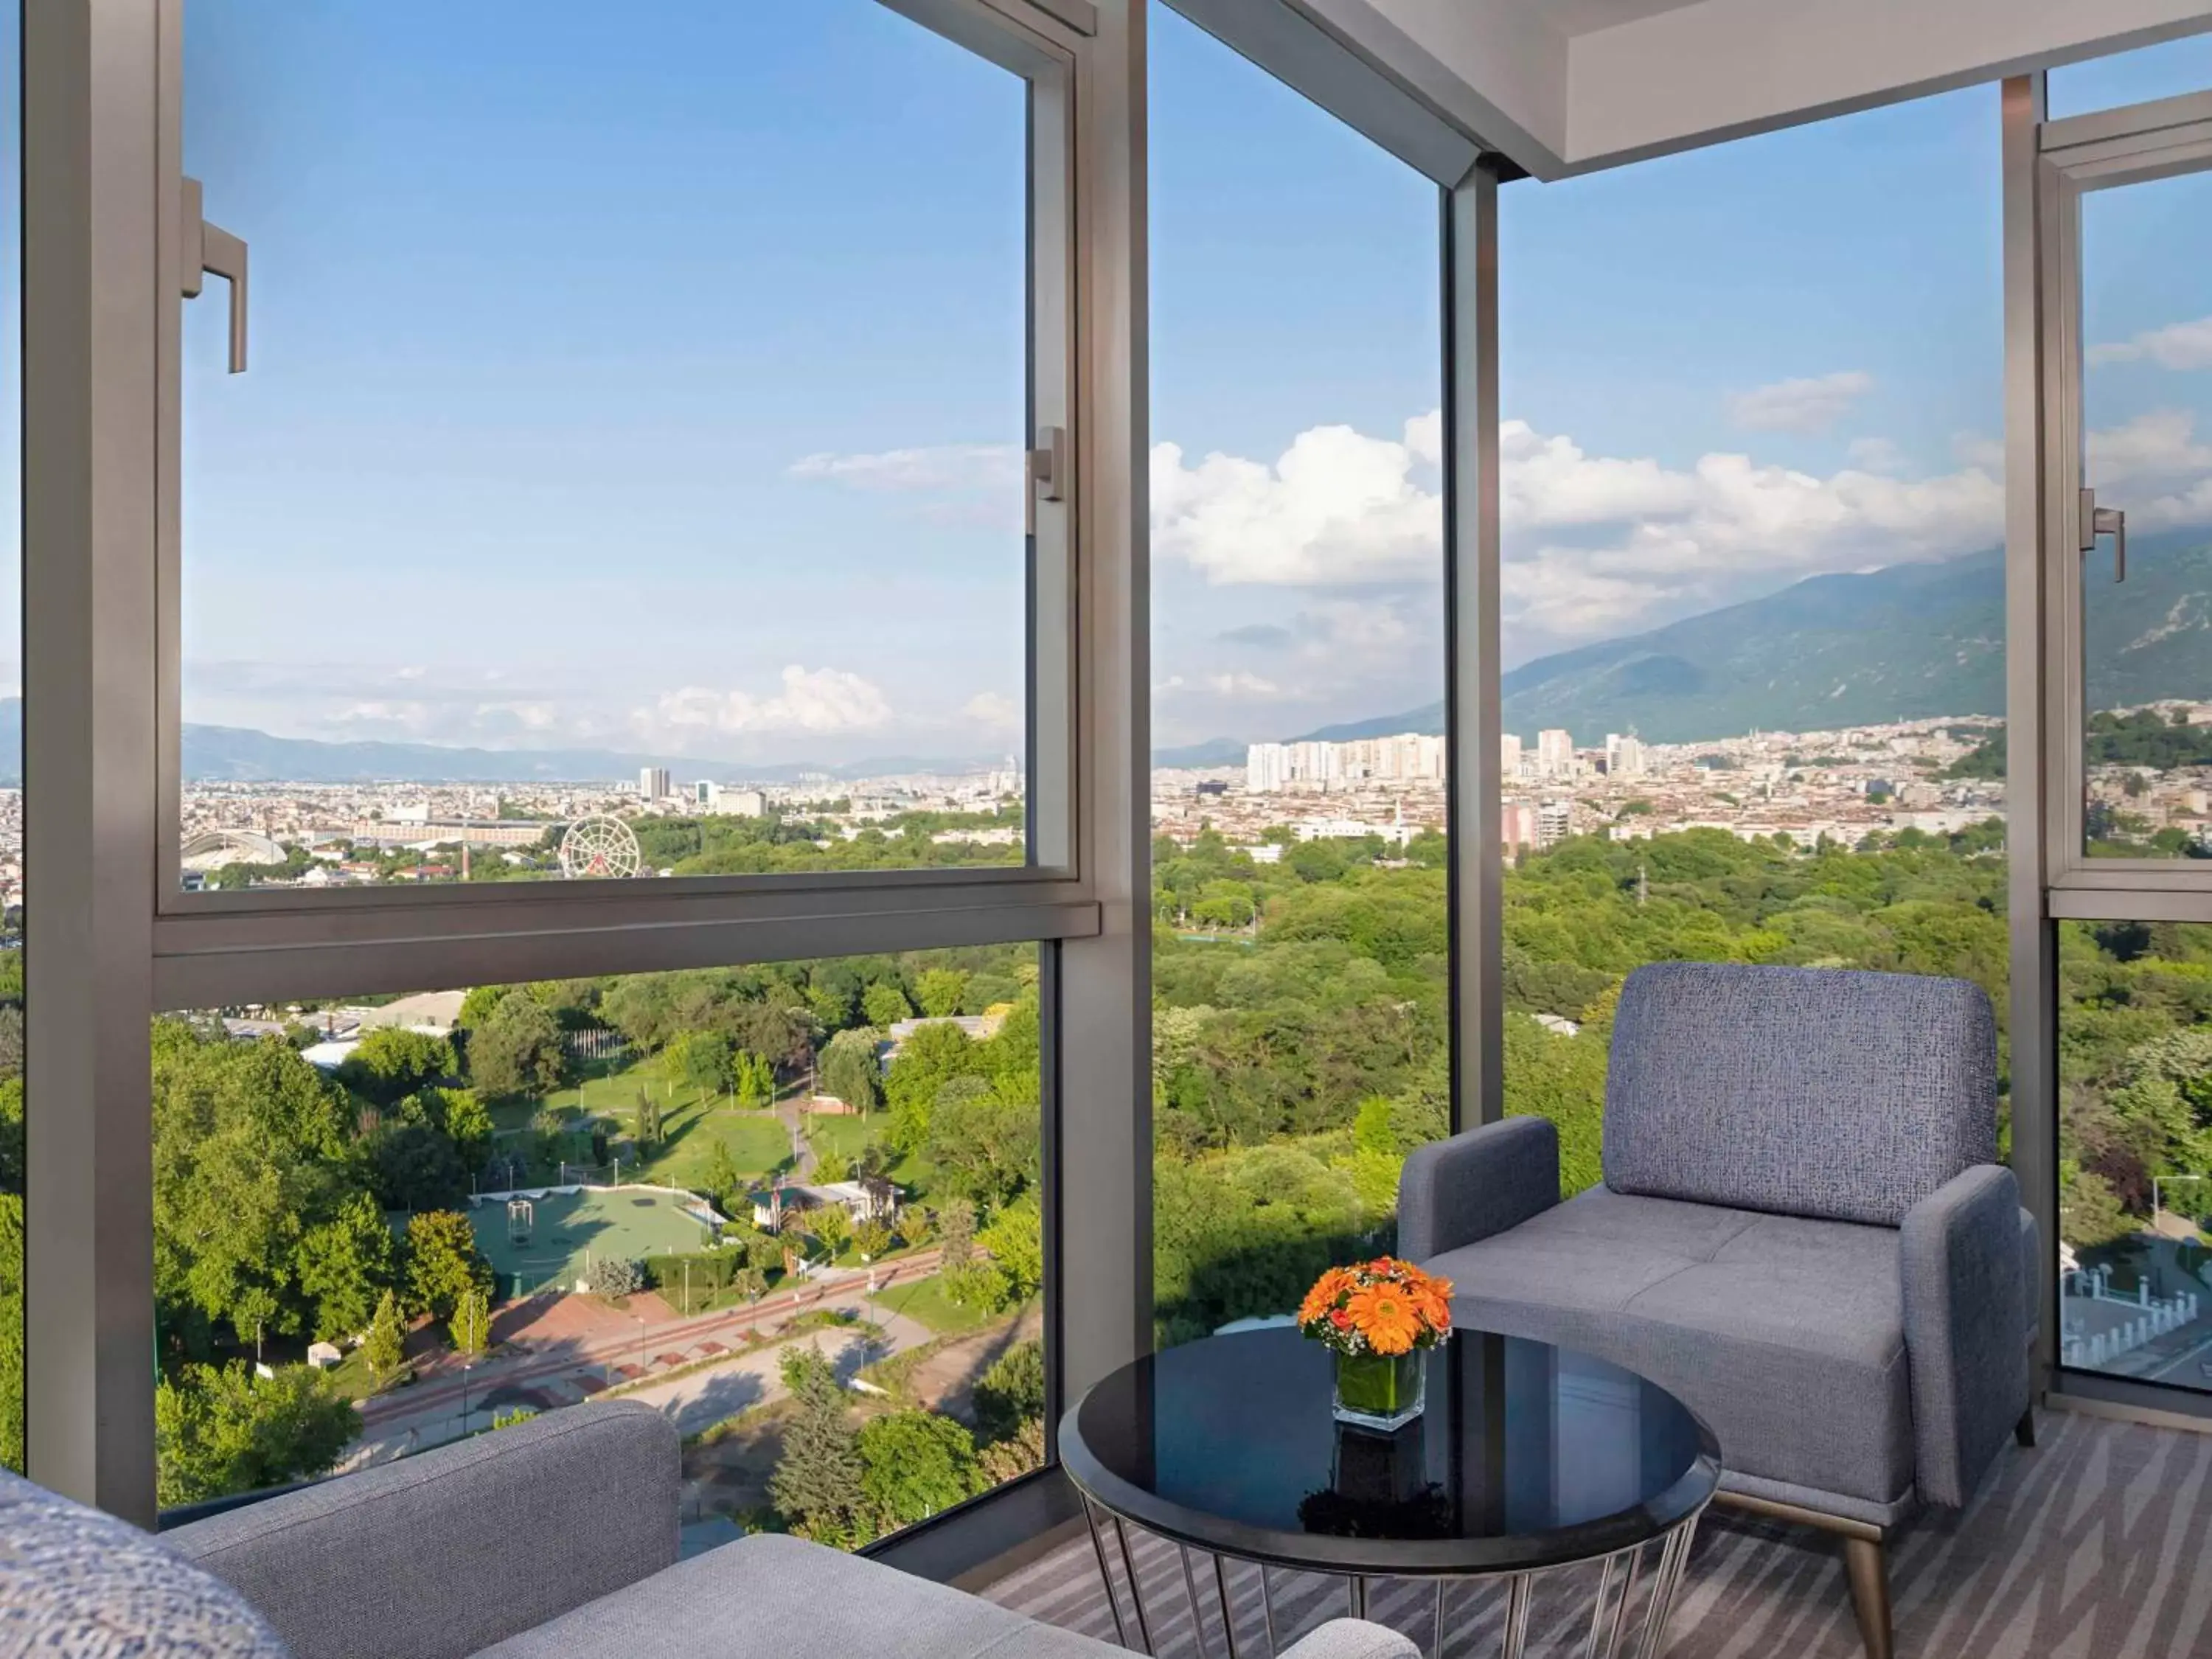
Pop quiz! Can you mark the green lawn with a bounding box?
[803,1111,891,1170]
[489,1052,795,1194]
[867,1273,1001,1336]
[638,1108,791,1192]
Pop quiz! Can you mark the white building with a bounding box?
[1501,733,1524,781]
[1246,742,1289,794]
[639,766,670,801]
[1537,728,1575,779]
[1537,799,1574,847]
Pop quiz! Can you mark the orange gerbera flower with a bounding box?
[1347,1284,1423,1355]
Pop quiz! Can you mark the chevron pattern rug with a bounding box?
[983,1409,2212,1659]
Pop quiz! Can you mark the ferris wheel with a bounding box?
[557,814,642,880]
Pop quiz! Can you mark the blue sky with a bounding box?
[5,9,2212,759]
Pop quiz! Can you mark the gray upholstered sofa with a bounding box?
[3,1400,1413,1659]
[1399,963,2037,1659]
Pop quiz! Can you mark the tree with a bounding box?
[771,1348,865,1542]
[155,1362,361,1509]
[973,1339,1046,1442]
[450,1285,493,1357]
[978,1196,1043,1304]
[925,1081,1039,1206]
[366,1121,470,1214]
[467,990,567,1100]
[0,1194,21,1472]
[731,1266,768,1310]
[915,968,970,1019]
[295,1189,400,1340]
[363,1289,408,1384]
[884,1023,985,1153]
[671,1031,735,1096]
[862,982,914,1028]
[335,1027,454,1110]
[633,1089,664,1152]
[818,1028,882,1114]
[936,1196,977,1273]
[778,1205,812,1273]
[852,1218,893,1263]
[856,1409,981,1527]
[733,1050,776,1108]
[813,1204,852,1257]
[406,1210,491,1321]
[700,1138,742,1208]
[587,1256,644,1299]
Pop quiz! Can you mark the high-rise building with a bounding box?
[1501,734,1523,781]
[1245,742,1289,794]
[1615,736,1646,778]
[1537,799,1574,847]
[639,766,670,801]
[1501,799,1538,853]
[1537,728,1575,779]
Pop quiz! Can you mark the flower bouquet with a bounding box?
[1298,1257,1454,1430]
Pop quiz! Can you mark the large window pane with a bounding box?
[1147,4,1446,1344]
[2049,33,2212,119]
[178,1,1034,893]
[2076,167,2212,860]
[2057,922,2212,1394]
[1497,92,2008,1188]
[156,945,1046,1548]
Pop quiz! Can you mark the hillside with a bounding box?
[1301,534,2212,748]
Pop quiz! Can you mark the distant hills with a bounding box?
[7,538,2210,783]
[1265,535,2212,751]
[0,706,992,787]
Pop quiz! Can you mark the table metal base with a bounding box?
[1077,1498,1705,1659]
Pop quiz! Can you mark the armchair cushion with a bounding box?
[1604,962,1997,1226]
[1901,1164,2032,1506]
[170,1400,679,1659]
[1396,1115,1558,1262]
[1427,1185,1914,1512]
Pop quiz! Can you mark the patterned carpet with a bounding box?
[983,1410,2212,1659]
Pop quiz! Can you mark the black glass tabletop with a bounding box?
[1058,1327,1719,1576]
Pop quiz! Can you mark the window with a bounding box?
[171,0,1070,897]
[1147,3,1447,1345]
[0,0,20,1475]
[2056,922,2212,1394]
[1495,91,2008,1180]
[2049,32,2212,118]
[154,946,1047,1543]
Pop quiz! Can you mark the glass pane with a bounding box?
[2079,169,2212,860]
[156,945,1046,1543]
[1497,91,2007,1180]
[1147,2,1447,1346]
[179,1,1031,893]
[2057,922,2212,1395]
[2050,33,2212,119]
[0,0,20,1475]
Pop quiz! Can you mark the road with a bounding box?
[344,1248,942,1467]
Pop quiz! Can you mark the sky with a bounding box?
[4,10,2212,761]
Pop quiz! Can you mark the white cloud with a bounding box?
[961,691,1020,730]
[2085,409,2212,532]
[1725,371,1874,434]
[788,444,1021,493]
[1150,416,1442,586]
[1847,437,1906,474]
[2087,316,2212,370]
[647,666,892,737]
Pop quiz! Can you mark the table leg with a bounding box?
[1079,1497,1131,1652]
[1602,1545,1646,1659]
[1632,1518,1700,1659]
[1259,1563,1281,1659]
[1180,1545,1215,1659]
[1432,1579,1447,1659]
[1500,1573,1533,1659]
[1349,1576,1369,1620]
[1583,1554,1624,1659]
[1212,1551,1242,1659]
[1110,1514,1156,1656]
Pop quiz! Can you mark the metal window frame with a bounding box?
[150,0,1083,918]
[2039,88,2212,899]
[23,0,1145,1536]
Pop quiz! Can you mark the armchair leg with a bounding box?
[1841,1536,1893,1659]
[2015,1408,2036,1448]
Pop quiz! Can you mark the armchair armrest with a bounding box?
[1900,1164,2030,1508]
[1281,1619,1422,1659]
[167,1400,679,1659]
[1397,1116,1559,1262]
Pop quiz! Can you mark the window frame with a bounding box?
[150,0,1085,919]
[24,0,1146,1537]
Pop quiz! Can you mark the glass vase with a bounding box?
[1332,1348,1426,1430]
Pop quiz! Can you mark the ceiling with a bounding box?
[1282,0,2212,178]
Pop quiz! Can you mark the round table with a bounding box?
[1057,1327,1720,1659]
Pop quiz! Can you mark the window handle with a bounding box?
[2081,487,2125,582]
[180,176,248,373]
[1026,425,1067,535]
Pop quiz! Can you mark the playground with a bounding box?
[469,1186,725,1297]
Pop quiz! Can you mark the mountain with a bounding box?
[1152,736,1248,769]
[0,706,993,786]
[1289,534,2212,748]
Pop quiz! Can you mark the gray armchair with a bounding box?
[1400,963,2038,1659]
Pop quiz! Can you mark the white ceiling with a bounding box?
[1289,0,2212,178]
